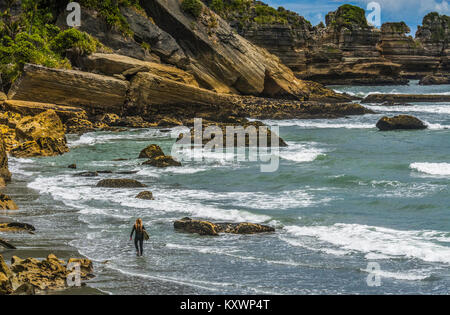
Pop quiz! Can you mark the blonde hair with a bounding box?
[135,218,143,232]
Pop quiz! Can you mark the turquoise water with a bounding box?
[3,81,450,294]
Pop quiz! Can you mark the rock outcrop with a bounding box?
[139,144,181,167]
[0,135,11,183]
[178,121,288,147]
[1,100,87,123]
[0,194,18,210]
[174,217,275,236]
[9,110,69,158]
[0,222,35,233]
[362,94,450,103]
[419,75,450,85]
[8,64,129,115]
[140,0,345,100]
[96,179,147,188]
[205,2,450,83]
[0,254,94,295]
[376,115,427,131]
[206,2,406,85]
[78,53,198,86]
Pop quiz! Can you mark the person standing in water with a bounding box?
[130,218,146,256]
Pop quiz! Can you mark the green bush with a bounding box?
[50,28,98,56]
[327,4,368,30]
[181,0,203,19]
[0,32,70,88]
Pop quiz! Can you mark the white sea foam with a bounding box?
[68,129,171,147]
[366,104,450,115]
[27,174,271,223]
[278,142,327,163]
[263,119,374,129]
[283,224,450,265]
[410,162,450,176]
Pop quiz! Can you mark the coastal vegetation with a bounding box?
[203,0,312,29]
[0,0,100,90]
[326,4,368,30]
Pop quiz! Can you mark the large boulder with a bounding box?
[376,115,427,131]
[96,179,147,188]
[78,53,197,86]
[10,110,69,158]
[8,64,129,115]
[174,217,275,236]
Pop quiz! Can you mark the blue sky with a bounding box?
[265,0,450,35]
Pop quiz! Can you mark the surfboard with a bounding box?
[143,230,150,241]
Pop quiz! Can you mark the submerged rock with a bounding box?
[178,121,288,147]
[363,94,450,103]
[376,115,427,131]
[140,144,181,168]
[0,194,18,210]
[135,191,155,200]
[419,75,450,85]
[0,222,35,233]
[96,179,147,188]
[139,144,165,159]
[174,217,275,236]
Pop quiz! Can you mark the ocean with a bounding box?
[2,80,450,294]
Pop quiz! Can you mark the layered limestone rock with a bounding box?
[77,53,198,86]
[362,94,450,103]
[127,72,231,117]
[8,64,129,115]
[174,217,275,236]
[379,22,438,78]
[1,100,88,123]
[206,2,406,85]
[419,75,450,85]
[140,0,343,100]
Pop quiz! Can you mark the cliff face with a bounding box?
[206,2,406,85]
[206,2,450,83]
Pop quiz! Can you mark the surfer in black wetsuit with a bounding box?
[130,218,146,256]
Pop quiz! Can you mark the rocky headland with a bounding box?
[203,1,450,84]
